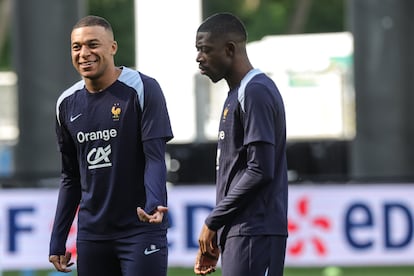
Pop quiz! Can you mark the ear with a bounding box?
[111,40,118,56]
[225,41,236,57]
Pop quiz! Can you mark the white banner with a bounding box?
[0,184,413,270]
[286,185,414,266]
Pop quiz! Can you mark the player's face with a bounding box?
[195,32,232,83]
[71,25,117,80]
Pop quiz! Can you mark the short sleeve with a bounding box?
[141,78,173,142]
[242,82,277,145]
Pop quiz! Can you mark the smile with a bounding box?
[79,60,97,67]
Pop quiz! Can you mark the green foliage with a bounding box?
[89,0,135,67]
[0,30,11,70]
[202,0,292,41]
[245,1,291,41]
[305,0,345,33]
[0,0,346,70]
[202,0,345,42]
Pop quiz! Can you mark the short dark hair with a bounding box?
[73,15,113,33]
[198,12,247,42]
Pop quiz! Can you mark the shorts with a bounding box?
[76,230,167,276]
[220,235,287,276]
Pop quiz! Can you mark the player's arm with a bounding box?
[136,75,173,223]
[137,138,168,223]
[198,142,273,270]
[49,119,81,272]
[206,141,275,231]
[206,82,278,230]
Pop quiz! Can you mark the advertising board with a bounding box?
[0,184,413,270]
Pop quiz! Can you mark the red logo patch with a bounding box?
[288,196,331,256]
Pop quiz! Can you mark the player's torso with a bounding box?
[216,89,246,197]
[61,80,151,237]
[63,81,142,174]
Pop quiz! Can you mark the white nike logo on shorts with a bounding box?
[144,245,160,255]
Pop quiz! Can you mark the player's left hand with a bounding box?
[137,205,168,223]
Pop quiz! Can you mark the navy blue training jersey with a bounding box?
[50,67,173,255]
[205,69,288,240]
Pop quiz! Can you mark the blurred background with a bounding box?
[0,0,413,275]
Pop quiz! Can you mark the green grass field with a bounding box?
[2,266,414,276]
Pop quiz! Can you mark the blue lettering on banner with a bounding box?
[186,204,214,248]
[345,203,373,249]
[8,207,35,252]
[345,201,413,250]
[384,202,413,248]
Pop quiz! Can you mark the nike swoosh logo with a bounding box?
[70,113,82,122]
[144,248,160,255]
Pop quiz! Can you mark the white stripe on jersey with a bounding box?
[118,67,144,110]
[56,79,85,126]
[237,68,262,112]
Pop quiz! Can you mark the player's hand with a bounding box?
[49,252,74,273]
[137,205,168,223]
[194,248,220,275]
[198,224,217,257]
[195,224,219,274]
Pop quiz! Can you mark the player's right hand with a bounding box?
[49,252,74,273]
[194,248,220,275]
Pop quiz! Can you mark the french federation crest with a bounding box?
[111,103,121,121]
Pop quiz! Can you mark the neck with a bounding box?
[85,66,121,93]
[227,62,253,90]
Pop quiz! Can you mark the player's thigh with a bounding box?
[221,236,287,276]
[267,236,287,276]
[221,236,269,276]
[76,239,122,276]
[116,231,168,276]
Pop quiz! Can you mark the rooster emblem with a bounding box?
[111,103,121,120]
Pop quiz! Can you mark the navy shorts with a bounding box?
[76,230,167,276]
[220,235,287,276]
